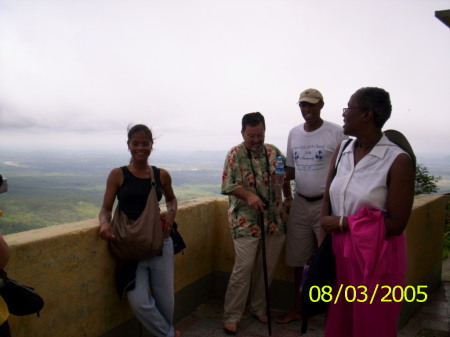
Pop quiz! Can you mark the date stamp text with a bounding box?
[309,285,428,304]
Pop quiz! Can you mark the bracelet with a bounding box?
[339,216,344,232]
[168,209,176,213]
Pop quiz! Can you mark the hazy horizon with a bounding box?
[1,144,450,160]
[1,146,449,174]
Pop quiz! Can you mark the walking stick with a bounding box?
[258,211,272,336]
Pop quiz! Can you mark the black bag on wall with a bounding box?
[171,221,186,255]
[0,270,44,316]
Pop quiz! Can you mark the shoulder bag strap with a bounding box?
[151,166,163,202]
[333,139,353,179]
[329,139,352,216]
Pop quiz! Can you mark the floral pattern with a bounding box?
[221,142,286,239]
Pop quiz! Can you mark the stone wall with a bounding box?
[3,194,446,336]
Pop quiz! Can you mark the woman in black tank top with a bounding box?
[98,124,180,337]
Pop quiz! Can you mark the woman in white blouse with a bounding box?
[320,87,415,337]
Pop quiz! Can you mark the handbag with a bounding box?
[299,235,335,334]
[0,270,44,316]
[109,167,165,261]
[171,221,186,255]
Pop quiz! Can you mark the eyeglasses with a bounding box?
[245,133,265,140]
[342,107,365,114]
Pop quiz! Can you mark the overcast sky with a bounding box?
[1,0,449,157]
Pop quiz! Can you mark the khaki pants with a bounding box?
[285,195,322,267]
[223,233,286,323]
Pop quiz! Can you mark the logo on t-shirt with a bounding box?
[294,145,325,171]
[315,150,323,162]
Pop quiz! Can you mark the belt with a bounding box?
[297,193,324,202]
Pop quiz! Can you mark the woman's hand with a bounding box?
[99,223,115,240]
[321,216,341,234]
[164,211,175,239]
[160,168,177,239]
[98,168,122,241]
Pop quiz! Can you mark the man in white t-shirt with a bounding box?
[276,88,347,324]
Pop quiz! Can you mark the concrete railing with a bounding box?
[3,194,446,336]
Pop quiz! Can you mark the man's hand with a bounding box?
[283,198,292,214]
[246,193,266,212]
[229,187,266,212]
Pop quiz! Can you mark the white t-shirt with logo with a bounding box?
[286,120,346,197]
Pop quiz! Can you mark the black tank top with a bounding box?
[117,166,162,220]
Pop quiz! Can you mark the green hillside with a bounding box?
[0,150,223,234]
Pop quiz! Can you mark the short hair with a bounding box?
[241,112,266,132]
[354,87,392,129]
[127,124,153,143]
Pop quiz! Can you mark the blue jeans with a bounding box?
[127,237,175,337]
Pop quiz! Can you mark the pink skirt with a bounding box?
[324,207,406,337]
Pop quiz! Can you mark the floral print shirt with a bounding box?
[221,142,286,239]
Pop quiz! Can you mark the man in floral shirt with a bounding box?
[221,112,292,335]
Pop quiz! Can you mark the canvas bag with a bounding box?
[109,167,165,261]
